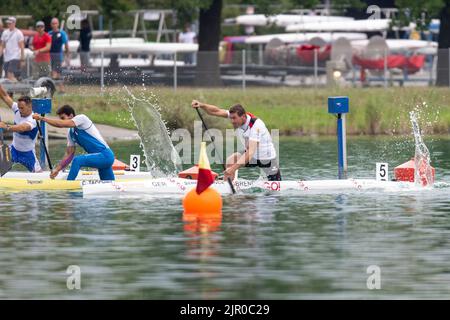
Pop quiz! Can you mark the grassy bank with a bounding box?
[55,86,449,135]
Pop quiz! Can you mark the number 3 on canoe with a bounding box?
[130,155,141,172]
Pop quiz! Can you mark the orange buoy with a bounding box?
[394,159,435,185]
[178,165,218,180]
[112,159,130,171]
[183,210,222,233]
[182,187,222,215]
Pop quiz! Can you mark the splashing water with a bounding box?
[124,86,181,177]
[409,111,434,187]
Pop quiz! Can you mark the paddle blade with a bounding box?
[0,144,13,177]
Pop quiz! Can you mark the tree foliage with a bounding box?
[99,0,131,21]
[395,0,445,30]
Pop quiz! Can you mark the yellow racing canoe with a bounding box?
[0,170,153,191]
[0,178,82,190]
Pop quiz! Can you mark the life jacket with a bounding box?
[246,112,258,129]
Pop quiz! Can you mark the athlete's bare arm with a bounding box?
[0,85,14,108]
[192,100,228,118]
[33,114,76,128]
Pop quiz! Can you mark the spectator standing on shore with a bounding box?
[78,19,92,72]
[31,21,51,78]
[0,17,25,82]
[0,19,4,77]
[178,24,196,65]
[24,24,34,49]
[49,18,69,94]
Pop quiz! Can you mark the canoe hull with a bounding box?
[0,178,81,190]
[82,178,421,198]
[0,170,154,191]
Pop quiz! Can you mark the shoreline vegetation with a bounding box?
[57,86,449,136]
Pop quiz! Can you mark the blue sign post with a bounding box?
[328,96,349,179]
[31,98,52,169]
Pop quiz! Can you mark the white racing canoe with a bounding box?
[82,178,422,198]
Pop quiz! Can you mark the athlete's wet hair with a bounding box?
[229,104,246,116]
[56,105,76,117]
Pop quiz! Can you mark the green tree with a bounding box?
[166,0,224,86]
[26,0,71,20]
[98,0,132,34]
[395,0,450,86]
[2,0,108,28]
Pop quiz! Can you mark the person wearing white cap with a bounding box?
[31,21,51,78]
[0,17,25,82]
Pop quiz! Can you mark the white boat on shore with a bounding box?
[227,14,354,27]
[244,32,367,45]
[68,38,198,54]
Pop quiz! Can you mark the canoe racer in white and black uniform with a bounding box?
[192,100,281,182]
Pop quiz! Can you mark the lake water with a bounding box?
[1,136,450,299]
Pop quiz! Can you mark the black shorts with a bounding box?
[50,53,62,74]
[245,158,282,181]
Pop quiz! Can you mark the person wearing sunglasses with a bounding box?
[31,21,51,79]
